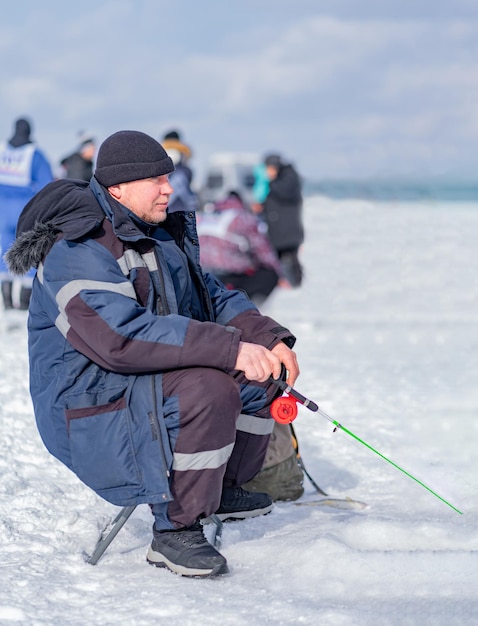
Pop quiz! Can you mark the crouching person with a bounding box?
[5,131,300,578]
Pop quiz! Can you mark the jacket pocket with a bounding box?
[66,397,141,492]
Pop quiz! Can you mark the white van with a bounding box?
[199,152,259,209]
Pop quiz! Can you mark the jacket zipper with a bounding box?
[149,375,170,478]
[152,249,171,316]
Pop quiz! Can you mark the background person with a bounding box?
[197,191,289,306]
[0,117,53,310]
[253,153,304,287]
[161,129,199,213]
[60,131,96,181]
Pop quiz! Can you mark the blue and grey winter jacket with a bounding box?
[6,177,295,506]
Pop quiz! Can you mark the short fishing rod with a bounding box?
[270,378,463,515]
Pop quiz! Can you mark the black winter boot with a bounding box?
[147,522,228,578]
[215,486,273,521]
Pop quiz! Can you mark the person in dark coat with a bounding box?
[253,154,304,287]
[5,130,300,578]
[60,133,96,181]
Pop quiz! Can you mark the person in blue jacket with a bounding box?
[0,117,53,309]
[5,130,300,578]
[161,129,199,213]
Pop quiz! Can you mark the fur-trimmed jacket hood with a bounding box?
[5,179,105,276]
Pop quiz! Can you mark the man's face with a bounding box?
[266,165,279,181]
[108,175,173,223]
[81,142,96,161]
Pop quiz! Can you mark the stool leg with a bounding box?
[87,505,136,565]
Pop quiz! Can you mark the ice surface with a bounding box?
[1,196,476,625]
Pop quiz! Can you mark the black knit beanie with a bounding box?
[264,153,282,168]
[9,118,32,148]
[94,130,174,187]
[163,129,180,141]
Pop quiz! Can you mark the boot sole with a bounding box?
[146,546,229,578]
[215,503,273,522]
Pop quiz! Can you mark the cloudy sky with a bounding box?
[1,0,478,183]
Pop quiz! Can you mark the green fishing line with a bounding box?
[333,420,463,515]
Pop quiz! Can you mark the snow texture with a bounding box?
[0,196,476,625]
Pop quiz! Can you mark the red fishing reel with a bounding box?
[270,394,299,424]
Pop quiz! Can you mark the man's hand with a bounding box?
[278,278,292,290]
[235,342,282,382]
[271,342,299,387]
[234,341,300,386]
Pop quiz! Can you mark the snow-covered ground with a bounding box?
[1,196,477,625]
